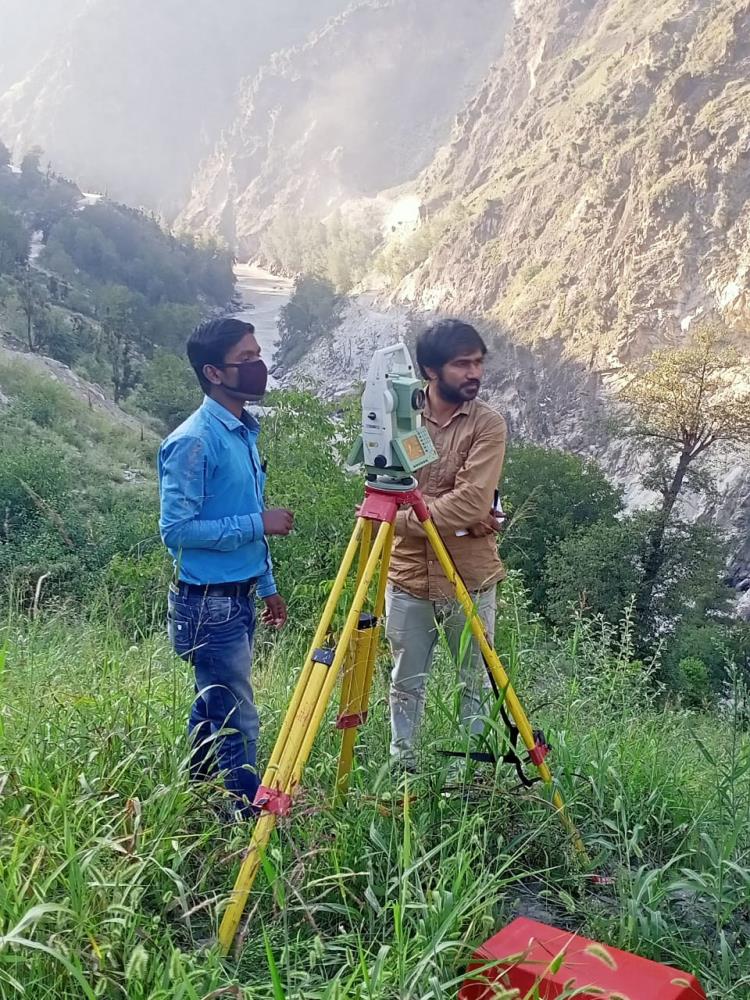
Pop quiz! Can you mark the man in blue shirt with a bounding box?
[158,318,293,818]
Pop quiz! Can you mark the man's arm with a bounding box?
[159,435,264,551]
[253,445,287,626]
[397,415,507,537]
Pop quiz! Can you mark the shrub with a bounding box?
[676,657,713,708]
[500,442,622,609]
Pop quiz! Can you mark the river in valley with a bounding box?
[230,263,292,386]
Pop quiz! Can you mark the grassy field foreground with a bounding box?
[0,597,749,999]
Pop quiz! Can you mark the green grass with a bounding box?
[0,358,157,475]
[0,596,748,999]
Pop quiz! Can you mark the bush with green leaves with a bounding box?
[260,389,361,617]
[0,203,29,274]
[0,428,158,607]
[545,511,742,684]
[131,351,202,432]
[675,657,713,708]
[664,618,750,692]
[544,517,643,626]
[277,275,344,368]
[260,207,383,292]
[500,442,622,609]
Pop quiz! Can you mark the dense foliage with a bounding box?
[260,207,382,294]
[41,202,233,307]
[0,568,748,997]
[0,145,233,403]
[1,357,747,706]
[0,361,159,610]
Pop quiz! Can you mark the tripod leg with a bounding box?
[217,653,334,955]
[217,520,392,954]
[217,518,365,955]
[354,519,373,589]
[291,520,392,786]
[421,518,587,861]
[336,520,373,756]
[334,522,394,801]
[263,518,365,784]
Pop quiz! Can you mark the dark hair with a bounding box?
[187,318,255,393]
[415,319,487,378]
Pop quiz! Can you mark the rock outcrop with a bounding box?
[399,0,750,365]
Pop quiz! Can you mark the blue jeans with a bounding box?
[167,588,260,813]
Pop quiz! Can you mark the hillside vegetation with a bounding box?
[0,355,748,995]
[0,144,232,406]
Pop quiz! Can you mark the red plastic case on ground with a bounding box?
[459,918,707,1000]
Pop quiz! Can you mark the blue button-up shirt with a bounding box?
[157,396,276,598]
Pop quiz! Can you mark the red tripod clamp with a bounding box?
[253,785,293,816]
[358,483,430,524]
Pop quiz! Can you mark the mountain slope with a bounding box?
[0,0,349,212]
[179,0,514,253]
[394,0,750,364]
[0,0,87,92]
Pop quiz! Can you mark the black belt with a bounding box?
[171,579,257,599]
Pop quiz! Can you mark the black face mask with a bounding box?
[218,359,268,400]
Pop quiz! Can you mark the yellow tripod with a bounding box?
[217,480,586,955]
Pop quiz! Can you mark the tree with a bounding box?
[662,618,750,694]
[30,177,80,241]
[36,314,94,367]
[277,275,343,367]
[96,285,148,402]
[145,301,201,354]
[19,146,44,191]
[545,511,733,644]
[620,324,750,633]
[500,442,622,609]
[0,206,29,275]
[260,213,327,275]
[15,266,49,352]
[545,517,643,627]
[133,351,201,430]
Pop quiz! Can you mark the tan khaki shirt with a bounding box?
[389,393,507,600]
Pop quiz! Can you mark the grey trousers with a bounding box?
[385,583,496,766]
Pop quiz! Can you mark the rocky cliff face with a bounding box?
[178,0,513,252]
[398,0,750,366]
[0,0,349,212]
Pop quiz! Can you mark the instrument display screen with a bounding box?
[402,434,427,461]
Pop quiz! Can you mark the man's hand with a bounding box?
[262,594,288,629]
[262,508,294,536]
[468,510,507,538]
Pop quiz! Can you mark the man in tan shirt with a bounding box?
[387,319,507,772]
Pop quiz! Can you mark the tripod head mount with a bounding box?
[347,343,438,479]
